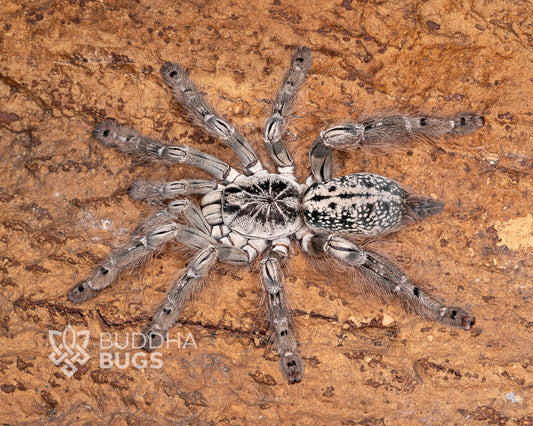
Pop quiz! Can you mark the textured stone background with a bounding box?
[1,0,531,424]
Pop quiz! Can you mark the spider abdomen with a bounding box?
[221,174,303,239]
[302,173,409,235]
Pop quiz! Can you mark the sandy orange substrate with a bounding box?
[0,1,531,424]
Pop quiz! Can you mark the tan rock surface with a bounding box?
[1,0,531,424]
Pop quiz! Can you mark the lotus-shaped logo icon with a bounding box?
[48,325,90,378]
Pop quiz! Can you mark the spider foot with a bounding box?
[93,121,123,147]
[280,354,304,384]
[450,112,485,136]
[128,178,162,203]
[68,281,98,303]
[440,306,475,330]
[140,327,166,352]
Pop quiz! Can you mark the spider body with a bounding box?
[69,47,484,384]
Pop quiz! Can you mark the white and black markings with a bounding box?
[221,174,303,239]
[69,47,484,384]
[303,173,409,235]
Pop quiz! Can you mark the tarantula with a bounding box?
[68,47,484,384]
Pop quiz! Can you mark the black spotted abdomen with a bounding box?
[222,174,303,239]
[302,173,409,235]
